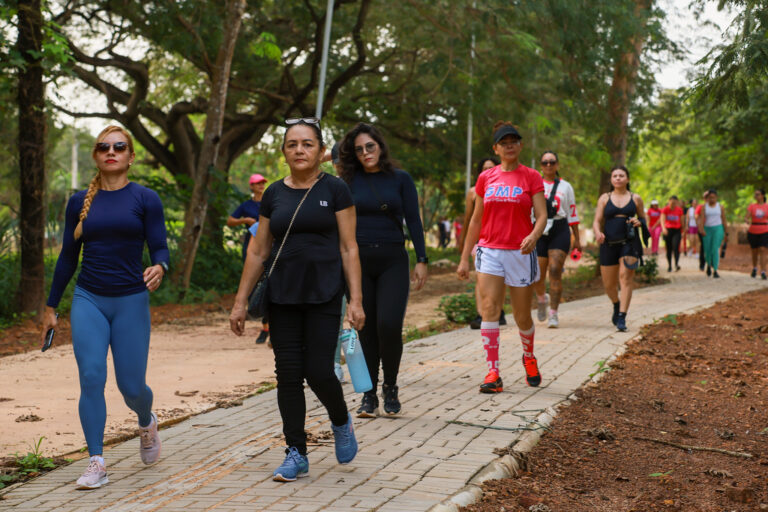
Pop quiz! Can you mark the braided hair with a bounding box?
[74,126,135,240]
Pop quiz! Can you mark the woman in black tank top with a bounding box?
[592,166,646,332]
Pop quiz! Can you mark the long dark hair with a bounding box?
[338,123,397,183]
[473,157,499,181]
[609,165,631,192]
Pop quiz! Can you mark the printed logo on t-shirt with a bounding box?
[319,200,328,207]
[667,214,679,221]
[485,184,523,201]
[757,209,765,218]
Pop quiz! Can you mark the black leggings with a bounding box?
[664,228,681,268]
[358,244,410,389]
[268,292,348,455]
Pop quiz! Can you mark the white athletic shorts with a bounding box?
[474,246,540,287]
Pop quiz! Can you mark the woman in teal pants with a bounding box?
[697,189,728,278]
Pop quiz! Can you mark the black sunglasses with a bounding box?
[95,142,129,153]
[540,160,558,166]
[354,142,378,155]
[286,117,320,126]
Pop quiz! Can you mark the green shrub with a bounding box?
[438,292,476,324]
[636,255,659,283]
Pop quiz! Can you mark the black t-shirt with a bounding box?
[260,173,354,304]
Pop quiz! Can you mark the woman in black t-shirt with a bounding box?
[230,119,365,482]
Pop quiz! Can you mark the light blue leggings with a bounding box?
[71,286,153,456]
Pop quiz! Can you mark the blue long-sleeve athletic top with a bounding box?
[46,182,170,308]
[348,168,427,259]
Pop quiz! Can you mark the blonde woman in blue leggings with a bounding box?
[697,189,727,278]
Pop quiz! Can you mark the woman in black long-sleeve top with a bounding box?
[339,123,428,418]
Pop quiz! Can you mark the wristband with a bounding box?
[417,256,428,264]
[158,261,169,274]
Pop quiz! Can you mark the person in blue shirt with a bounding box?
[227,174,270,344]
[41,125,170,490]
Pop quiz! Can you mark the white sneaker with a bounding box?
[334,362,346,383]
[76,458,108,489]
[537,293,549,322]
[139,412,162,465]
[547,311,559,328]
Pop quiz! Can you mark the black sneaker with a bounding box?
[356,391,378,418]
[675,265,681,272]
[382,384,401,415]
[762,272,767,280]
[469,314,482,330]
[751,268,757,278]
[713,271,720,278]
[499,311,507,326]
[616,313,627,332]
[255,330,269,344]
[612,301,620,326]
[706,265,712,276]
[667,265,672,272]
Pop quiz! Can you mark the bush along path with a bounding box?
[462,287,768,512]
[0,259,764,511]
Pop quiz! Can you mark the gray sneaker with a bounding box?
[537,293,549,322]
[139,412,161,465]
[76,459,108,490]
[547,310,559,328]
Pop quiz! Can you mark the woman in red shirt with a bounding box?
[747,188,768,279]
[458,122,547,393]
[660,195,683,272]
[646,200,662,255]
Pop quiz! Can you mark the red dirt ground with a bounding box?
[462,287,768,512]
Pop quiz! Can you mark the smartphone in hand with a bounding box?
[41,313,59,352]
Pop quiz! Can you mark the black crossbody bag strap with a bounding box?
[363,173,405,238]
[547,178,561,219]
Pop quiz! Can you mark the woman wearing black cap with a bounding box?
[339,123,428,418]
[459,156,505,330]
[593,165,646,332]
[458,121,547,392]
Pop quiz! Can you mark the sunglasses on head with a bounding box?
[354,142,378,155]
[286,117,320,126]
[95,142,129,153]
[541,160,557,166]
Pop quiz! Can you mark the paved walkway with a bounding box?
[2,258,766,512]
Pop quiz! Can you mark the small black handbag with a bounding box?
[247,174,322,319]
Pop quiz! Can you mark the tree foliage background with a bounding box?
[0,0,764,321]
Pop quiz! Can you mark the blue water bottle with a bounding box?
[340,328,372,393]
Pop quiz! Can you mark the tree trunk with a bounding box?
[600,0,652,194]
[173,0,246,290]
[16,0,47,317]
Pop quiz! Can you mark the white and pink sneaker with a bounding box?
[139,412,162,465]
[76,457,108,489]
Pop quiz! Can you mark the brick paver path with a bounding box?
[2,258,765,511]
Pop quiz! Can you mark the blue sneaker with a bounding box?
[272,447,309,482]
[331,413,358,464]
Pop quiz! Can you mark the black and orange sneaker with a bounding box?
[479,370,503,393]
[522,356,541,387]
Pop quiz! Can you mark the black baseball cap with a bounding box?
[331,142,340,164]
[493,125,522,144]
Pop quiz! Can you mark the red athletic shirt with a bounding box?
[748,203,768,234]
[661,206,683,229]
[647,207,662,228]
[476,164,544,250]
